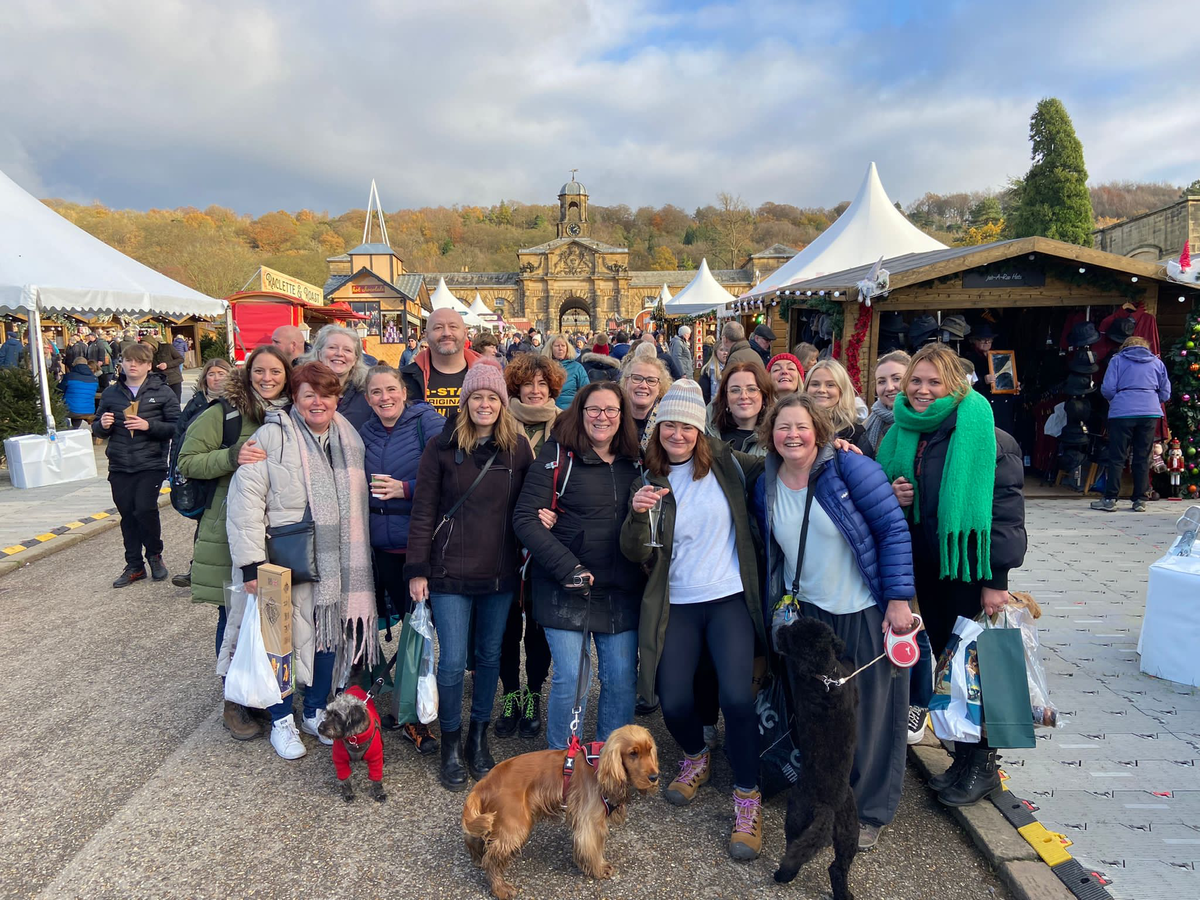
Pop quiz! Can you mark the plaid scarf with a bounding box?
[876,390,996,582]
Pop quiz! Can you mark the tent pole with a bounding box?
[225,307,235,362]
[26,293,57,437]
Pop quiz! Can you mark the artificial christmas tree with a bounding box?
[1165,309,1200,499]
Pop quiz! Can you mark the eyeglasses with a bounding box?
[627,374,660,386]
[584,406,621,419]
[727,386,761,397]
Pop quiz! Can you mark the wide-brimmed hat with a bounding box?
[939,315,971,340]
[879,311,908,334]
[970,321,997,340]
[1058,422,1090,445]
[1106,316,1136,344]
[1059,447,1088,470]
[1067,321,1102,347]
[1063,397,1091,420]
[1063,372,1096,395]
[1068,349,1098,374]
[909,314,939,344]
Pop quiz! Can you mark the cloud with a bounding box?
[0,0,1189,216]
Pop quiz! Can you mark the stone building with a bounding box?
[1093,190,1199,261]
[415,179,796,331]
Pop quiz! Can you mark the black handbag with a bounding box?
[265,505,320,584]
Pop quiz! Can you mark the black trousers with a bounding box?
[499,592,551,695]
[108,469,165,567]
[1104,416,1157,503]
[657,595,758,791]
[373,549,411,622]
[800,601,909,827]
[167,381,182,401]
[913,555,985,661]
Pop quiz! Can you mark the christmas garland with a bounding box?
[844,303,871,393]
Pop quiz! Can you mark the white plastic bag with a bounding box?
[412,601,439,725]
[930,615,984,743]
[224,593,283,709]
[1002,606,1061,727]
[1043,402,1066,438]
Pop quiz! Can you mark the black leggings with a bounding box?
[913,555,985,661]
[499,593,551,695]
[657,594,758,791]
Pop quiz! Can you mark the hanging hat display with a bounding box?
[1106,315,1136,344]
[1068,348,1099,374]
[1063,396,1091,420]
[1067,321,1102,347]
[909,314,939,345]
[879,311,908,334]
[1063,372,1097,395]
[1058,421,1090,446]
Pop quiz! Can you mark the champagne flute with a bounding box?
[645,492,664,548]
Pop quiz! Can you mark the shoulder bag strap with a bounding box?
[435,449,499,533]
[790,476,818,600]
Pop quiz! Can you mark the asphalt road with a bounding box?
[0,514,1009,900]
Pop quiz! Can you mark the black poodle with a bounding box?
[772,616,859,900]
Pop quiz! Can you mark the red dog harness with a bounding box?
[562,735,614,816]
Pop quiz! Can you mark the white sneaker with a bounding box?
[301,709,334,746]
[906,706,928,745]
[270,715,307,760]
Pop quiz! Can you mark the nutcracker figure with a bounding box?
[1167,437,1185,500]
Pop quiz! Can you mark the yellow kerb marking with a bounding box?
[3,545,27,555]
[66,522,85,528]
[35,533,56,542]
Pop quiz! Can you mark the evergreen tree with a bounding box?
[969,196,1004,227]
[1008,98,1095,245]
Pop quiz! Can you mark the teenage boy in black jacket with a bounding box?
[93,342,180,587]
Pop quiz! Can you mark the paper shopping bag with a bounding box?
[977,618,1036,749]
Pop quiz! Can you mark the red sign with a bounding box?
[352,283,386,294]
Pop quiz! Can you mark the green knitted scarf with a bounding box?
[876,390,996,582]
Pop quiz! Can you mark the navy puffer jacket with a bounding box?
[751,444,914,627]
[360,401,445,551]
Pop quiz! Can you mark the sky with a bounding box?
[0,0,1193,216]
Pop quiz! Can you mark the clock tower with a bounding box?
[556,172,589,238]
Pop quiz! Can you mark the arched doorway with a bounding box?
[558,297,591,333]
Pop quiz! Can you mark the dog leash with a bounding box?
[815,651,887,692]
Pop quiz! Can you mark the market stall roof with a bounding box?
[468,292,500,324]
[664,259,731,316]
[429,277,482,325]
[0,167,226,318]
[739,162,946,303]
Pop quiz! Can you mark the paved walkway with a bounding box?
[1005,499,1199,900]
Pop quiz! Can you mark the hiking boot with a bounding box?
[494,689,523,737]
[728,788,763,860]
[929,741,971,792]
[113,565,146,588]
[907,706,928,745]
[171,570,192,588]
[402,721,439,755]
[1132,499,1148,512]
[939,747,1001,807]
[465,720,496,780]
[269,715,306,760]
[518,689,542,739]
[1090,498,1117,512]
[223,701,261,741]
[858,822,883,850]
[147,554,168,581]
[439,728,469,791]
[301,709,333,746]
[664,750,711,806]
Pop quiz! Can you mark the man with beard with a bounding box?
[401,308,480,417]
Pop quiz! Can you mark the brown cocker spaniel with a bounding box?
[462,724,659,900]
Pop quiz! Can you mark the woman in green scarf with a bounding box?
[876,343,1027,808]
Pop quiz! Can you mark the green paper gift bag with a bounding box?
[976,614,1036,749]
[390,611,424,726]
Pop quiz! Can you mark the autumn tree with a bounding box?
[1008,98,1094,245]
[245,211,299,253]
[649,246,678,270]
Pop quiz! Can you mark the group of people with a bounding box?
[90,306,1028,864]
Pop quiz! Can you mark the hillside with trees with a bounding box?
[42,177,1187,299]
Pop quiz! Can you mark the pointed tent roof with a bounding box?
[741,162,947,302]
[430,277,482,325]
[664,259,732,316]
[657,283,673,305]
[469,292,501,325]
[0,168,225,317]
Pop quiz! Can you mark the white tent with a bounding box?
[468,292,501,327]
[0,167,228,450]
[740,162,946,302]
[429,277,482,326]
[657,283,673,305]
[664,259,732,316]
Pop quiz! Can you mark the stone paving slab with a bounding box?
[1001,499,1200,899]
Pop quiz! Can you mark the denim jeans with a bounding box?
[268,650,335,723]
[543,627,638,749]
[430,591,512,732]
[910,628,934,708]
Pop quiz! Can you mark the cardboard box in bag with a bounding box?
[257,564,294,699]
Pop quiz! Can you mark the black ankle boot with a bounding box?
[938,747,1001,807]
[494,689,523,738]
[518,689,541,739]
[928,741,970,792]
[465,720,495,780]
[439,728,468,791]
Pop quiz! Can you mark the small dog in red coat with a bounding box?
[318,685,387,803]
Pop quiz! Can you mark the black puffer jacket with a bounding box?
[513,440,645,634]
[404,428,533,594]
[912,411,1026,590]
[92,371,180,473]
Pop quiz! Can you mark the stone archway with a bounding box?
[558,296,592,333]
